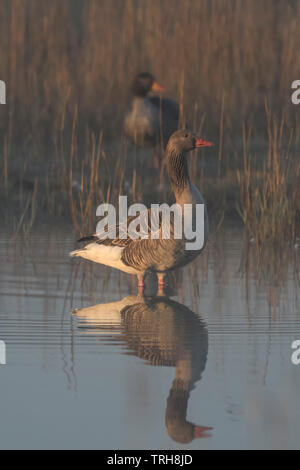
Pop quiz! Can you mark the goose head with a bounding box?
[166,129,213,154]
[131,72,165,97]
[166,130,213,198]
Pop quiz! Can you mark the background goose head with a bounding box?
[131,72,165,97]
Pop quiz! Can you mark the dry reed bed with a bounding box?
[1,0,300,138]
[0,0,299,246]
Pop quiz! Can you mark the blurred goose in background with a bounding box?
[124,73,180,152]
[73,295,212,443]
[70,130,212,292]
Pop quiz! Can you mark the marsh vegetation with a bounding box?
[0,0,299,251]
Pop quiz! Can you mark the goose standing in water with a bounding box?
[124,73,180,151]
[70,130,212,292]
[73,295,212,443]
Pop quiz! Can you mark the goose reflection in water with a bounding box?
[73,295,212,444]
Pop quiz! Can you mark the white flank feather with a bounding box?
[70,243,139,275]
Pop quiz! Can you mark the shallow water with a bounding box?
[0,229,299,450]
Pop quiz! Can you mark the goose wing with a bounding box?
[77,208,181,271]
[149,96,180,142]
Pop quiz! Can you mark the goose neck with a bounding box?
[167,148,190,202]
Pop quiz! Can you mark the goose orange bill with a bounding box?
[151,81,165,93]
[194,425,213,438]
[194,138,213,148]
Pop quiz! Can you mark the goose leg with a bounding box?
[137,273,145,295]
[151,149,160,169]
[157,273,166,294]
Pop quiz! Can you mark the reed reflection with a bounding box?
[73,294,212,444]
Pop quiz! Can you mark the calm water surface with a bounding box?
[0,229,299,450]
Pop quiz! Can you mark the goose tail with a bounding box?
[70,249,84,258]
[77,235,96,243]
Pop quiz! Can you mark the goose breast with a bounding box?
[124,97,160,147]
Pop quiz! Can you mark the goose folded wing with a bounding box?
[77,208,177,251]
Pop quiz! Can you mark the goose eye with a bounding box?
[184,134,188,138]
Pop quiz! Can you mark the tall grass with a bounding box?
[237,103,300,246]
[1,0,300,140]
[0,0,299,243]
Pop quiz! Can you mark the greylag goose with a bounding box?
[70,130,212,291]
[73,295,212,443]
[124,72,179,148]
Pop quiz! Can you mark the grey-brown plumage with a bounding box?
[73,295,211,443]
[70,130,212,291]
[124,72,179,148]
